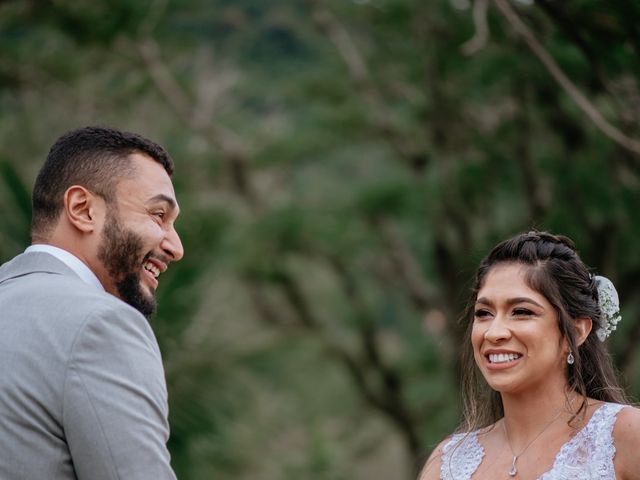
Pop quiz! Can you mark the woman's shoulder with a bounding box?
[610,403,640,480]
[417,426,492,480]
[612,403,640,446]
[417,437,449,480]
[612,401,640,424]
[582,400,639,438]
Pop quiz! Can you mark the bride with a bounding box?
[419,231,640,480]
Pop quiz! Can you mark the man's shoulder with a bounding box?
[0,251,74,282]
[0,251,146,330]
[2,252,89,296]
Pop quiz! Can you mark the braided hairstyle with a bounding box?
[459,231,627,432]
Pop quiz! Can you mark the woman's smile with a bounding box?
[484,350,524,369]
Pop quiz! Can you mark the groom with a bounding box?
[0,127,183,479]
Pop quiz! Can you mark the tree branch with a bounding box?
[461,0,490,55]
[513,79,549,220]
[370,215,439,310]
[493,0,640,156]
[306,0,428,172]
[135,36,260,208]
[326,255,422,461]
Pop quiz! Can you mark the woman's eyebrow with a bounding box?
[475,296,544,308]
[505,297,544,308]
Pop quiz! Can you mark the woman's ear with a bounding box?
[574,316,593,347]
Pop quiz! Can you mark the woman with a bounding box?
[419,231,640,480]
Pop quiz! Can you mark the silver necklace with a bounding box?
[502,407,566,477]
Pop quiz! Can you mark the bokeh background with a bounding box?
[1,0,640,478]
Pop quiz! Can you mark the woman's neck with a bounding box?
[500,383,578,443]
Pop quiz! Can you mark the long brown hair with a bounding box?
[459,231,627,432]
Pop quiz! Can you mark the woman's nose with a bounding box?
[483,315,511,342]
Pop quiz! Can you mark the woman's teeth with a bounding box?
[489,353,521,364]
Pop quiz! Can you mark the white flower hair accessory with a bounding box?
[594,275,622,342]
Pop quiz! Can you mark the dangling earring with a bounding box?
[567,352,575,365]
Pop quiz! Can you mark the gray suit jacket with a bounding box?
[0,252,177,479]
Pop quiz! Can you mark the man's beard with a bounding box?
[97,211,157,318]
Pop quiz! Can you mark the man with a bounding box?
[0,126,183,479]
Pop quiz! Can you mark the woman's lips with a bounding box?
[484,351,523,370]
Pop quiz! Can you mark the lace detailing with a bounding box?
[540,403,624,480]
[440,432,484,480]
[440,403,625,480]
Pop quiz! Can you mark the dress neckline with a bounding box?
[537,402,622,479]
[470,402,619,479]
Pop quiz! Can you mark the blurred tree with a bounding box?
[1,0,639,478]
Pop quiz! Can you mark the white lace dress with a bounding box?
[440,402,625,480]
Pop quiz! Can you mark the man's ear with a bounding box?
[63,186,104,233]
[574,316,593,347]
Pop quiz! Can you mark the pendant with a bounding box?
[509,456,518,477]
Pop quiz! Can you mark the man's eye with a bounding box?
[153,211,166,220]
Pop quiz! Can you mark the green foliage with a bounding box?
[0,158,31,258]
[1,0,640,478]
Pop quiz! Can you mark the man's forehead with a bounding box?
[147,193,175,206]
[120,155,176,192]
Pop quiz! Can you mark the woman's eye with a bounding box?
[512,308,533,317]
[474,309,491,319]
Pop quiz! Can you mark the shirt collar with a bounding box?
[24,244,105,291]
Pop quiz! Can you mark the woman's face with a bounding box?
[471,263,568,395]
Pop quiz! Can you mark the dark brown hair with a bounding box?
[459,231,627,432]
[31,126,173,240]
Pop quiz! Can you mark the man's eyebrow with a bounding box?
[147,194,177,211]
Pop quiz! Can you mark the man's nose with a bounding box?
[162,226,184,262]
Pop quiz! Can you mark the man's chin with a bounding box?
[116,275,157,319]
[128,293,157,319]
